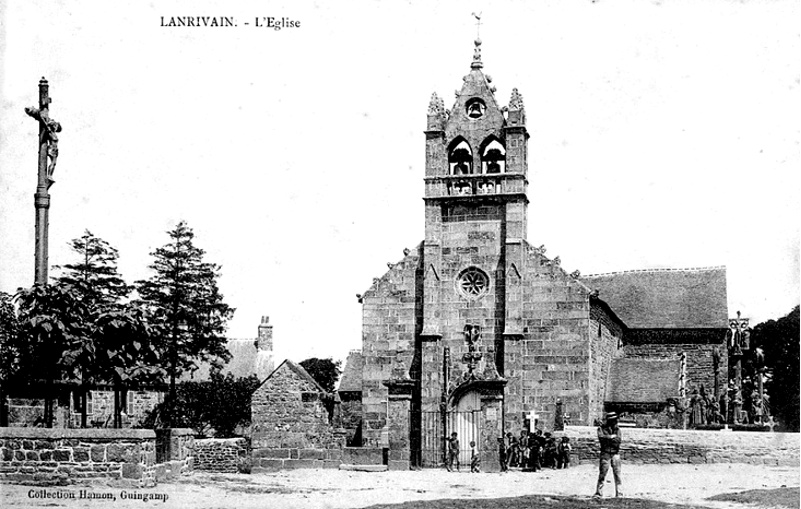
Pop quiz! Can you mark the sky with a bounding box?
[1,0,798,366]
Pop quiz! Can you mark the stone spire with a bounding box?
[509,88,525,111]
[507,88,526,127]
[427,92,446,131]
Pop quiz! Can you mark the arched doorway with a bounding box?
[448,390,481,467]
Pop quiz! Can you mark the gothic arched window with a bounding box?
[480,138,506,174]
[448,138,473,175]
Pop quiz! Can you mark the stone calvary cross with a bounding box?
[25,77,62,285]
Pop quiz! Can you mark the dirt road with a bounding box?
[1,463,798,509]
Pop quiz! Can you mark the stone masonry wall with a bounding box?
[339,394,363,446]
[624,329,727,399]
[251,365,337,450]
[79,390,163,429]
[360,248,421,445]
[0,428,158,487]
[153,428,194,482]
[556,425,799,466]
[250,362,345,472]
[194,438,249,473]
[589,303,625,423]
[504,244,593,431]
[7,397,69,428]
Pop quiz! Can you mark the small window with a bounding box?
[72,390,94,415]
[72,391,81,414]
[122,390,135,416]
[301,392,319,402]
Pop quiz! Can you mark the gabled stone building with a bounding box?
[353,40,728,470]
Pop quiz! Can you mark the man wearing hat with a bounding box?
[593,412,623,498]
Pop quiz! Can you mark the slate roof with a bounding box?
[606,357,682,403]
[337,351,364,392]
[582,267,728,329]
[182,339,273,382]
[262,359,327,393]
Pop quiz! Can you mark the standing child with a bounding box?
[508,435,519,467]
[470,441,480,473]
[557,436,572,469]
[497,437,508,472]
[446,432,460,472]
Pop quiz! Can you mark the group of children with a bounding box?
[445,430,572,473]
[498,430,572,472]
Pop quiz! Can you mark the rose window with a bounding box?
[457,267,489,298]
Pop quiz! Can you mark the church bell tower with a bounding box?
[420,38,530,347]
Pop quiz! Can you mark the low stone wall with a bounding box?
[195,438,250,473]
[558,425,799,466]
[0,428,157,487]
[154,428,194,482]
[342,446,386,465]
[251,448,343,472]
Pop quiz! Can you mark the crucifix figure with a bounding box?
[25,106,61,187]
[725,311,750,424]
[25,77,62,285]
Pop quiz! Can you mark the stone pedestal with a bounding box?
[384,379,415,470]
[479,394,504,472]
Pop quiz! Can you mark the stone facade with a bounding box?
[250,360,345,472]
[557,425,799,466]
[7,389,163,429]
[355,40,730,470]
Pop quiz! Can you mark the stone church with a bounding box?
[351,39,728,470]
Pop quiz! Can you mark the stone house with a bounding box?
[352,40,729,469]
[250,360,345,471]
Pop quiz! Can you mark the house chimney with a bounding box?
[257,315,273,352]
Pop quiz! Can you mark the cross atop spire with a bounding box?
[471,13,483,70]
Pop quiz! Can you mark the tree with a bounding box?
[14,283,92,427]
[55,230,130,308]
[135,221,234,426]
[142,373,260,437]
[91,305,164,427]
[750,305,800,431]
[206,372,261,437]
[0,291,21,426]
[299,357,342,393]
[55,230,139,427]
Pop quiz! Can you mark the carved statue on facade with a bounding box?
[462,324,483,378]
